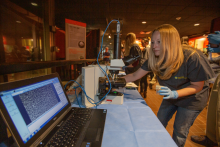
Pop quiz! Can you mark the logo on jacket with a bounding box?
[175,76,187,79]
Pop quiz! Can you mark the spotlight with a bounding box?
[31,2,38,6]
[176,17,181,20]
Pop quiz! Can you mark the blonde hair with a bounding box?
[124,33,136,56]
[148,24,184,80]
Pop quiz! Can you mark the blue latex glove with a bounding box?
[207,44,220,53]
[207,31,220,45]
[158,86,178,99]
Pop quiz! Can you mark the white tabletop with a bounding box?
[71,89,177,147]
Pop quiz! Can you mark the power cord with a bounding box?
[74,86,81,108]
[64,83,81,107]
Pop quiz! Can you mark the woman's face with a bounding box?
[151,31,161,56]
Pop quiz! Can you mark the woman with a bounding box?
[123,33,142,86]
[123,24,215,147]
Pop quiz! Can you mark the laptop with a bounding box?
[0,73,107,147]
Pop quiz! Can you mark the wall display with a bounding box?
[65,19,86,60]
[189,37,208,52]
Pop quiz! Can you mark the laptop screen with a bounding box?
[0,77,68,144]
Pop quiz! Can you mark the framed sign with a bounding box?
[65,19,86,60]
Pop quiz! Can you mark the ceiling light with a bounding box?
[194,23,200,26]
[108,35,111,38]
[142,21,147,24]
[140,31,151,34]
[176,17,181,20]
[16,21,21,23]
[31,2,38,6]
[110,43,112,44]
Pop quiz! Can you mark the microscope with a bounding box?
[82,20,141,107]
[97,55,141,104]
[97,59,126,104]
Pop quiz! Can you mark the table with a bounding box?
[71,88,177,147]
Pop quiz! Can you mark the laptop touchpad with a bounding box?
[84,128,102,141]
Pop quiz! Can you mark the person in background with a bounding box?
[141,38,150,59]
[181,36,189,46]
[123,32,143,86]
[17,46,31,62]
[190,31,220,147]
[141,38,156,91]
[140,38,151,98]
[103,47,110,65]
[181,36,196,50]
[123,24,215,147]
[121,47,125,59]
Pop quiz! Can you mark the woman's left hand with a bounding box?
[158,86,179,99]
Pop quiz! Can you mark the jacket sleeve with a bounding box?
[129,46,141,57]
[123,46,141,63]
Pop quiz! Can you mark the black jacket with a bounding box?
[124,44,143,74]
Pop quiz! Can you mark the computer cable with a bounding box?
[65,19,120,108]
[95,19,120,104]
[64,80,96,107]
[74,86,81,108]
[64,84,82,107]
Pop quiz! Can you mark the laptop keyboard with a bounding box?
[46,108,92,147]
